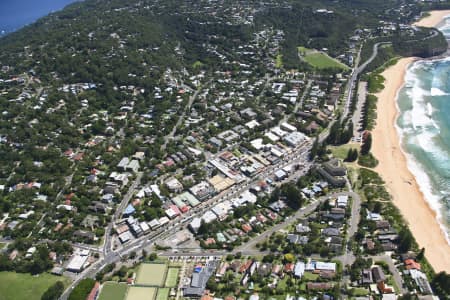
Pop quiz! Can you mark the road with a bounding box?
[281,79,312,124]
[370,254,407,294]
[60,141,313,299]
[236,191,355,253]
[161,81,210,151]
[341,42,391,123]
[104,172,143,256]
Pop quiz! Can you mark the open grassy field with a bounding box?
[302,272,319,281]
[164,268,179,287]
[298,46,349,70]
[276,54,283,68]
[156,288,170,300]
[136,263,167,286]
[350,287,369,296]
[0,271,70,300]
[329,143,359,160]
[98,282,128,300]
[126,286,157,300]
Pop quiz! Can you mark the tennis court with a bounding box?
[164,268,179,287]
[156,288,170,300]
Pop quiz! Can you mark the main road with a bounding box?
[60,140,313,299]
[104,172,143,256]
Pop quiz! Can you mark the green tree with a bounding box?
[284,253,295,263]
[345,148,358,162]
[431,271,450,299]
[398,228,413,252]
[149,252,158,261]
[361,132,372,155]
[68,278,95,300]
[41,281,65,300]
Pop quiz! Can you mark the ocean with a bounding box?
[397,19,450,243]
[0,0,77,36]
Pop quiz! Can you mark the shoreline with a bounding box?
[413,10,450,28]
[372,57,450,272]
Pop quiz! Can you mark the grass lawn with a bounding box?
[329,144,358,160]
[98,282,128,300]
[0,271,70,300]
[165,268,179,287]
[156,288,170,300]
[277,277,288,290]
[276,54,283,68]
[126,286,156,300]
[136,263,167,286]
[298,47,349,70]
[302,272,319,281]
[350,287,369,296]
[388,276,400,294]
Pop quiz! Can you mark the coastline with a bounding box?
[372,57,450,272]
[413,9,450,28]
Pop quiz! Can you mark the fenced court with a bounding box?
[126,286,157,300]
[98,282,128,300]
[135,263,168,286]
[164,268,179,287]
[156,288,170,300]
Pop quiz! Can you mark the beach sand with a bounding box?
[414,10,450,27]
[372,58,450,272]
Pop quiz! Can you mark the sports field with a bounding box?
[135,263,167,286]
[98,282,128,300]
[126,286,157,300]
[164,268,179,287]
[0,271,70,300]
[298,46,349,70]
[156,288,170,300]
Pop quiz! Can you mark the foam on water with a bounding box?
[396,57,450,244]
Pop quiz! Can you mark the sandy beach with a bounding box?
[414,10,450,27]
[372,58,450,272]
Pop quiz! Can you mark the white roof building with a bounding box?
[189,217,202,233]
[140,221,150,233]
[281,122,297,132]
[274,169,287,181]
[265,132,280,142]
[165,208,178,219]
[250,138,264,150]
[245,120,260,129]
[271,126,288,137]
[202,210,217,223]
[283,131,307,147]
[294,262,305,278]
[315,261,336,272]
[117,157,129,170]
[148,219,161,230]
[158,216,170,226]
[337,195,348,207]
[66,250,90,273]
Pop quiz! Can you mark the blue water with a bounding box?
[0,0,77,36]
[397,20,450,242]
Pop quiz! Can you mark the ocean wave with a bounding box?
[395,61,450,245]
[396,122,450,244]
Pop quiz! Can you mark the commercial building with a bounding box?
[66,249,90,273]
